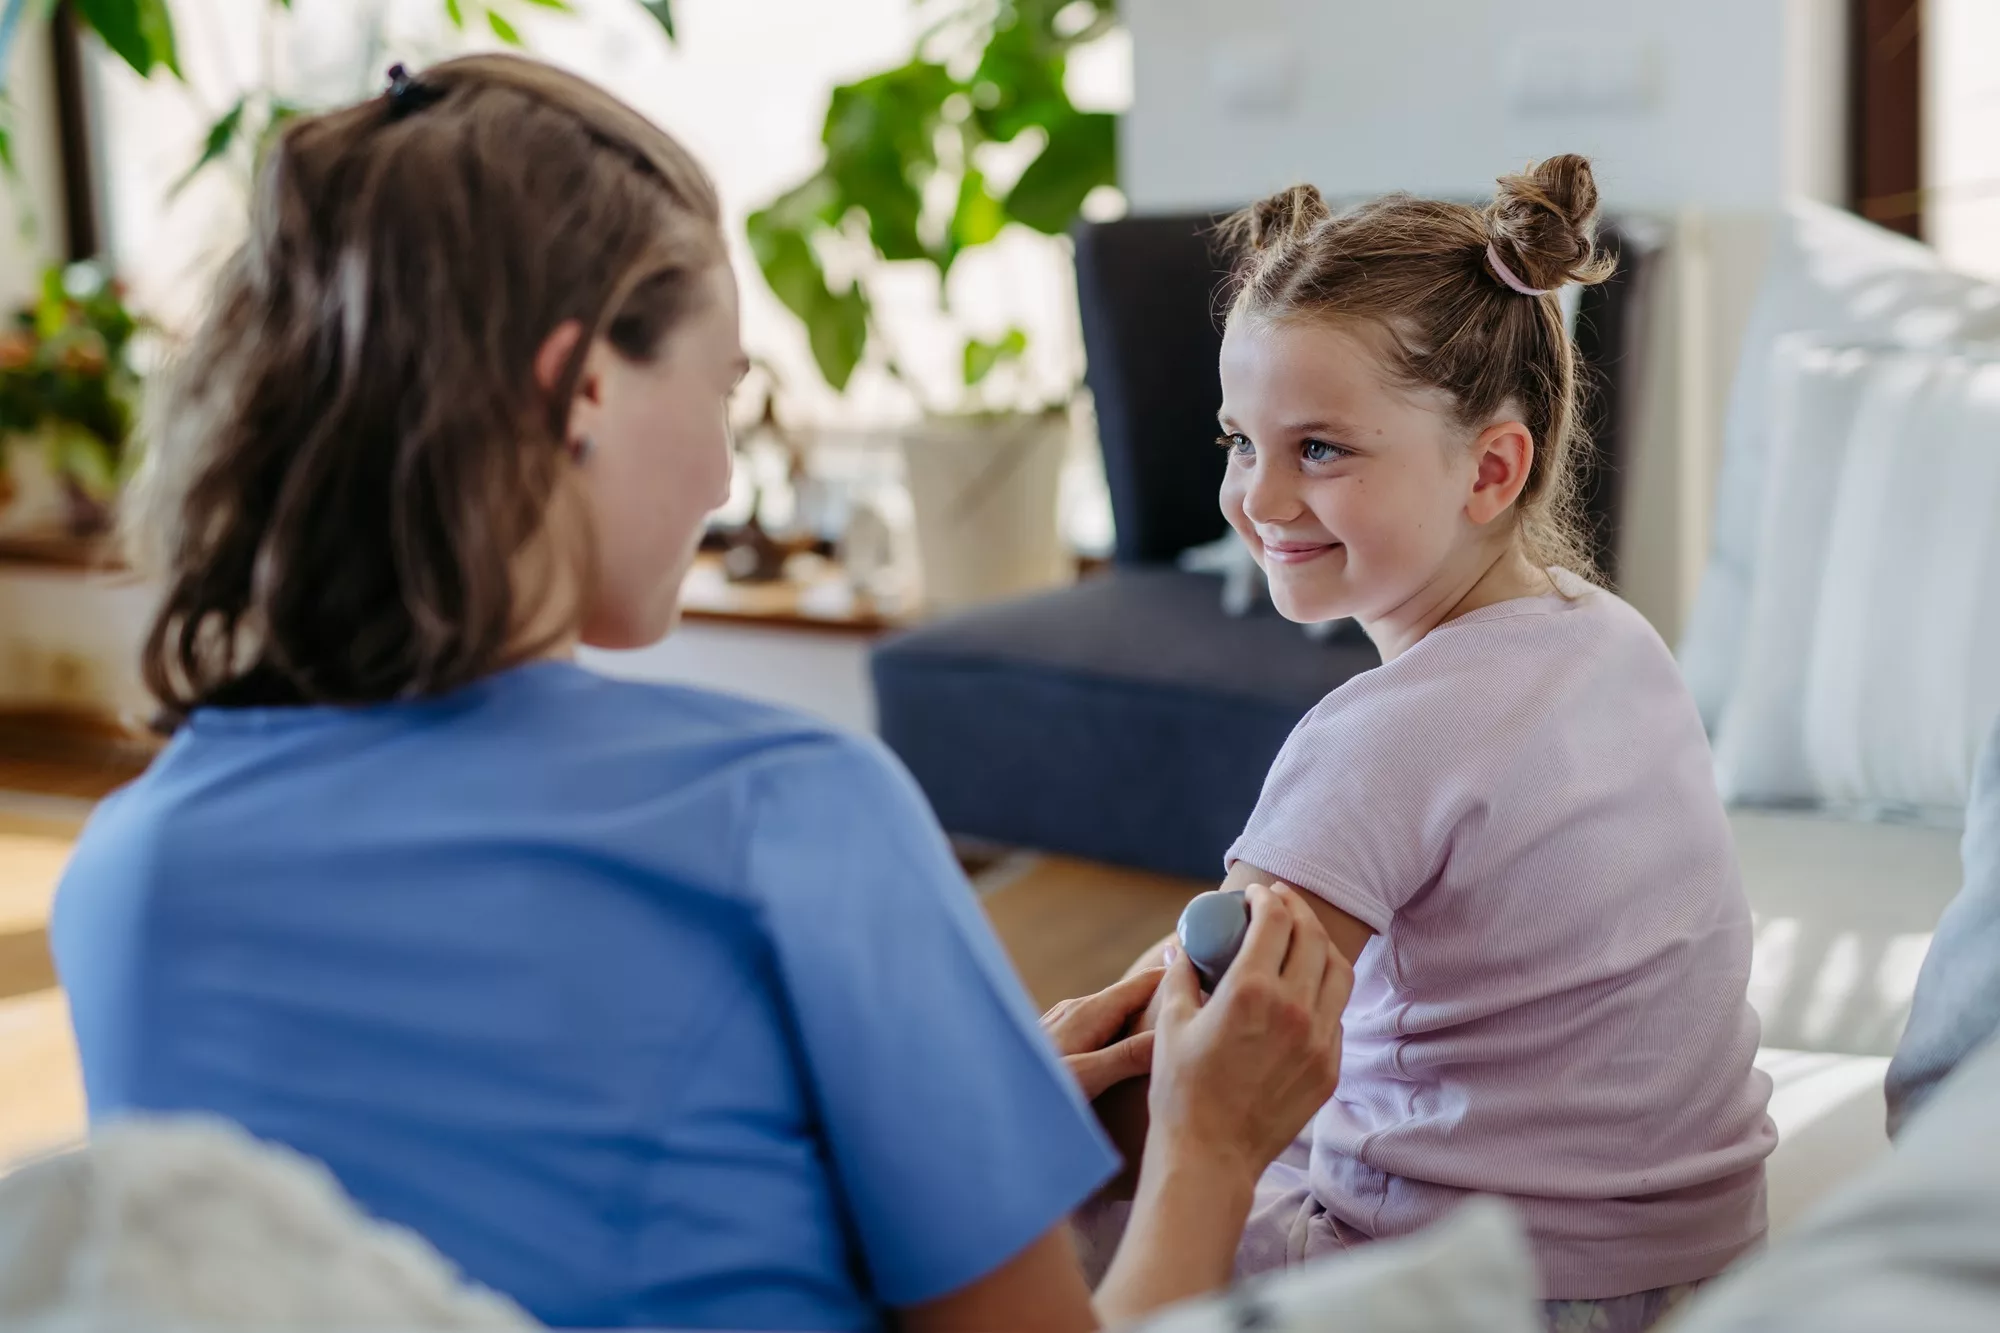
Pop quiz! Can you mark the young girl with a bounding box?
[1195,156,1775,1330]
[50,55,1351,1332]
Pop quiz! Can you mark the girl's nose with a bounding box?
[1240,457,1302,526]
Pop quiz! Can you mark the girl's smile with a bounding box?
[1217,316,1552,660]
[1258,538,1344,566]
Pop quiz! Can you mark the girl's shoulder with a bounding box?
[1312,576,1689,751]
[1400,573,1669,678]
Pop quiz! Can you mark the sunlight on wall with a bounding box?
[1929,0,2000,279]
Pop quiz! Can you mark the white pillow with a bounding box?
[1127,1199,1540,1333]
[1679,202,2000,734]
[1671,1033,2000,1333]
[1802,345,2000,820]
[0,1116,534,1330]
[1718,340,2000,819]
[1713,340,1887,805]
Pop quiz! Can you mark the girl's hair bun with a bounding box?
[1484,154,1616,293]
[1223,183,1330,256]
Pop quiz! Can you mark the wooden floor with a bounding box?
[0,810,87,1164]
[0,711,156,803]
[980,856,1203,1010]
[0,738,1206,1169]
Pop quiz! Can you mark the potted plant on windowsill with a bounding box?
[747,0,1118,612]
[0,262,145,555]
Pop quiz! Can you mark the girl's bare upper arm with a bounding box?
[1122,863,1374,984]
[1220,860,1375,965]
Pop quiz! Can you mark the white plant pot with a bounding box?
[0,431,70,537]
[900,411,1072,613]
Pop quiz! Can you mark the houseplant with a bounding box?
[747,0,1119,610]
[0,260,143,540]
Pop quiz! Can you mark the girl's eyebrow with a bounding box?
[1217,415,1363,437]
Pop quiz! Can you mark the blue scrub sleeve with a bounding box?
[743,734,1120,1308]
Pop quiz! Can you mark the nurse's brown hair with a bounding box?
[128,55,723,726]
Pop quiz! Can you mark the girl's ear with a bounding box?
[1466,419,1534,525]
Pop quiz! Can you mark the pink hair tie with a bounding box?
[1485,241,1552,297]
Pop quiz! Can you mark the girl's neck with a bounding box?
[1357,544,1554,663]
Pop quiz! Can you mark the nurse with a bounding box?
[52,55,1350,1331]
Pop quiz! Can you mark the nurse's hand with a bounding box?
[1092,884,1349,1323]
[1148,882,1348,1182]
[1040,967,1164,1101]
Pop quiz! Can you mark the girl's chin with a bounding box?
[1264,568,1351,622]
[1268,591,1353,626]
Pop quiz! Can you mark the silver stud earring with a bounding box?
[569,436,592,464]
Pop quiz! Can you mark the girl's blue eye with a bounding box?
[1216,433,1253,457]
[1302,439,1345,463]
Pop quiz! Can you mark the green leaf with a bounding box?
[808,283,868,393]
[169,96,245,198]
[35,265,65,337]
[137,0,178,76]
[760,174,843,232]
[1004,110,1115,234]
[820,62,955,263]
[443,0,464,28]
[746,212,824,323]
[637,0,673,41]
[520,0,572,8]
[487,8,521,43]
[963,327,1027,387]
[73,0,156,76]
[969,14,1071,143]
[50,423,118,499]
[0,123,13,179]
[946,165,1007,269]
[745,209,870,392]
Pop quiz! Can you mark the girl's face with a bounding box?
[1218,316,1486,629]
[569,263,747,650]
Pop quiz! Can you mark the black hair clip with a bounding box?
[383,63,445,120]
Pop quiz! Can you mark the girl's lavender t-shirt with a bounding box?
[1229,571,1776,1300]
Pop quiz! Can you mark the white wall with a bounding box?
[1122,0,1847,644]
[585,627,876,734]
[1928,0,2000,280]
[1124,0,1840,214]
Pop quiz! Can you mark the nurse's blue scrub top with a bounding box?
[52,662,1118,1329]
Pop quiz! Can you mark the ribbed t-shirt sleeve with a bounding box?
[1227,675,1467,932]
[743,733,1118,1308]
